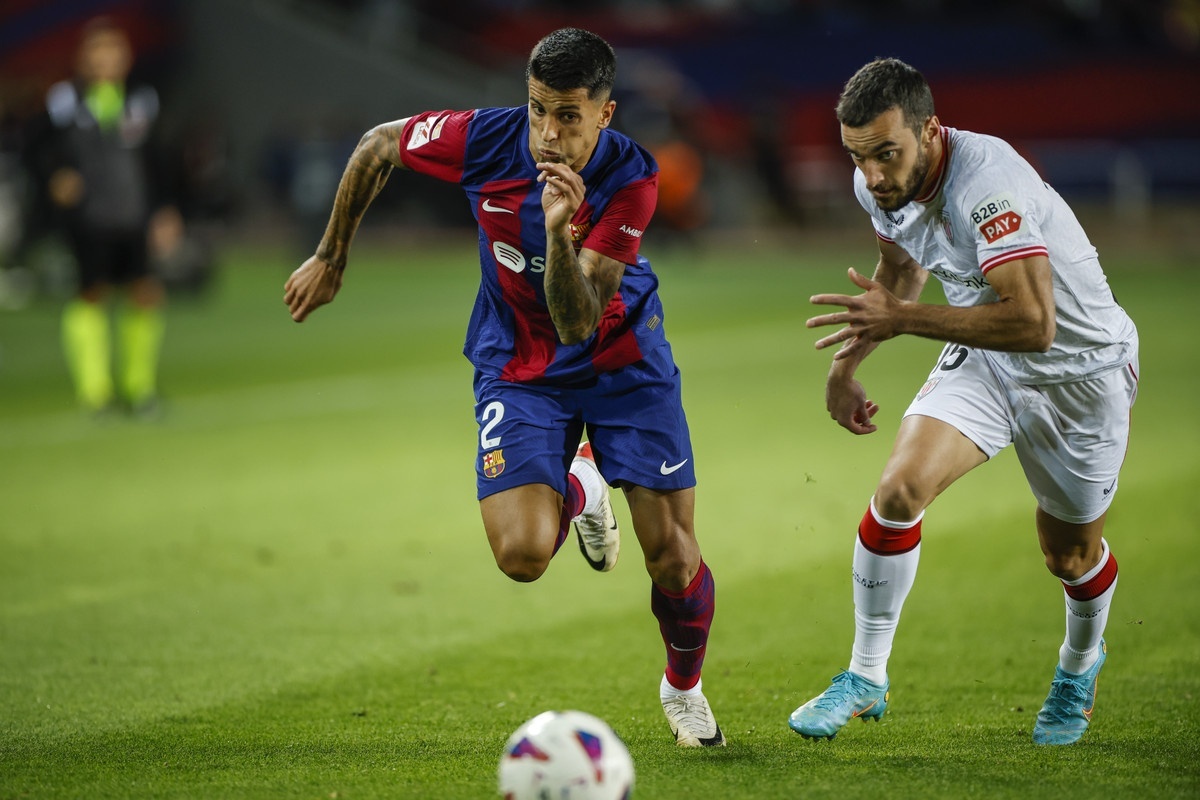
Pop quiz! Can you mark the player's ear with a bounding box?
[597,99,616,130]
[922,115,940,146]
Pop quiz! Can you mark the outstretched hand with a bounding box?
[806,267,900,361]
[284,255,343,322]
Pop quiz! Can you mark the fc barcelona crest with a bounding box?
[483,449,506,479]
[569,220,593,246]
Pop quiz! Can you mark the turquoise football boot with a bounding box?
[788,670,889,740]
[1033,640,1107,745]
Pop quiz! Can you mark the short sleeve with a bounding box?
[398,109,475,184]
[581,174,657,265]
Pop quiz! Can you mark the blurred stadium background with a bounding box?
[1,0,1198,297]
[3,5,1199,797]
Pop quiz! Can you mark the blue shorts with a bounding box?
[472,344,696,500]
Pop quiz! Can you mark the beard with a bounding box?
[872,147,931,212]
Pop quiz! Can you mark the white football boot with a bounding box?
[571,441,620,572]
[661,678,726,747]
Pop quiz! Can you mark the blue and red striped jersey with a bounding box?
[398,106,666,384]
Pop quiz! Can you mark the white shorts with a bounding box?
[903,343,1139,524]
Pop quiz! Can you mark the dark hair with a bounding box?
[836,58,935,135]
[525,28,616,101]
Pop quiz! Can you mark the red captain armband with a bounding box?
[858,506,922,555]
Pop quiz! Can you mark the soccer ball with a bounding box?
[498,710,634,800]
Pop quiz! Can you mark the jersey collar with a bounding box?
[915,125,952,205]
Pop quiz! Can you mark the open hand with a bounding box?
[807,268,900,361]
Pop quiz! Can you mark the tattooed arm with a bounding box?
[537,161,625,345]
[284,119,408,322]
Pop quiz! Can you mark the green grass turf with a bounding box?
[1,234,1198,799]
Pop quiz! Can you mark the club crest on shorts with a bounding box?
[482,449,505,479]
[917,377,942,400]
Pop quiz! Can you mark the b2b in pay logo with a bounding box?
[972,192,1022,244]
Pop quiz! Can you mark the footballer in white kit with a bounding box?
[862,124,1139,524]
[791,57,1138,746]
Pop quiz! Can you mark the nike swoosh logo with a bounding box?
[577,542,606,570]
[660,459,688,475]
[851,699,878,718]
[482,199,513,214]
[670,643,704,652]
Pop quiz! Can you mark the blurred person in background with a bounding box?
[791,57,1138,746]
[32,17,181,416]
[0,96,31,307]
[285,27,726,748]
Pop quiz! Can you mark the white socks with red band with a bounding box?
[1059,538,1118,674]
[849,498,924,686]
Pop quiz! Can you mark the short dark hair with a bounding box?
[836,58,935,135]
[526,28,616,101]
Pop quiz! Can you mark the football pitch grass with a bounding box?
[2,233,1197,798]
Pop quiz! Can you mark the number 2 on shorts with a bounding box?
[480,401,504,449]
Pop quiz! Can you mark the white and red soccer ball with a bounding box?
[498,710,634,799]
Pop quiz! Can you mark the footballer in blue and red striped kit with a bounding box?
[284,27,723,748]
[399,104,664,385]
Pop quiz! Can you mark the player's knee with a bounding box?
[492,541,551,583]
[873,475,928,522]
[129,277,165,308]
[642,543,698,593]
[1043,550,1092,582]
[79,285,107,304]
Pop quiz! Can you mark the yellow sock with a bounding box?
[117,305,164,406]
[62,299,113,409]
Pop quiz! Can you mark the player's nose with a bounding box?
[861,162,885,187]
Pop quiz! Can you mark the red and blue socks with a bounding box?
[652,560,715,693]
[551,473,586,556]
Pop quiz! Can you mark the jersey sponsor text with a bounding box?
[491,241,545,274]
[929,265,990,290]
[972,192,1023,243]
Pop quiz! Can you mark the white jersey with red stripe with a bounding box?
[855,125,1137,385]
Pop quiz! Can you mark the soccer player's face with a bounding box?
[527,78,615,172]
[78,29,133,84]
[841,107,937,212]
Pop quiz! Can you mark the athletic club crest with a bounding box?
[916,377,941,400]
[482,449,505,479]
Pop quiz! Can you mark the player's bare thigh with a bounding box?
[623,485,700,592]
[874,414,989,521]
[480,483,564,582]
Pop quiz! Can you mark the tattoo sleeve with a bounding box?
[314,122,403,270]
[543,228,598,345]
